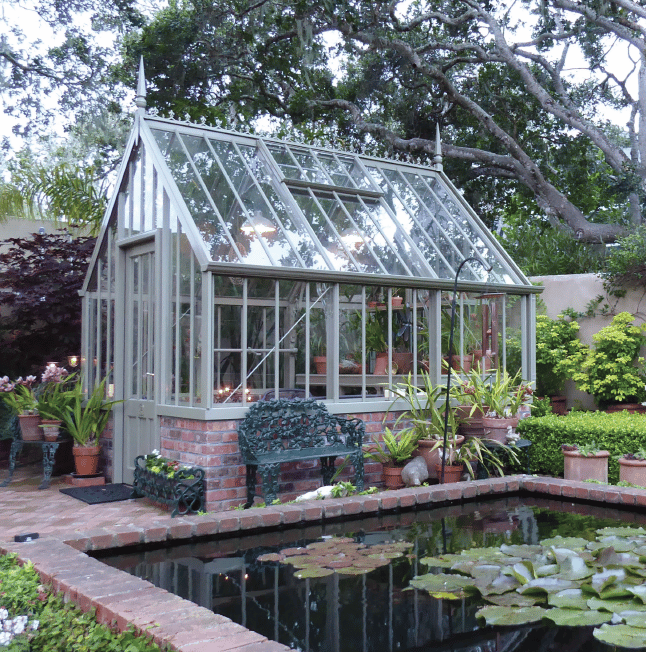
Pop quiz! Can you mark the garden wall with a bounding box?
[532,273,646,410]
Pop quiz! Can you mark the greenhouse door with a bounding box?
[121,243,158,484]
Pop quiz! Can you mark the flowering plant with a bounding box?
[36,366,73,422]
[145,450,191,479]
[479,368,534,418]
[0,607,39,647]
[0,376,38,415]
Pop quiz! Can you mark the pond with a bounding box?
[97,497,646,651]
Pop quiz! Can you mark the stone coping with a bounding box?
[4,475,646,651]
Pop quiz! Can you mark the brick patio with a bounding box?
[3,464,646,651]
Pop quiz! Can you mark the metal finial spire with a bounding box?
[433,122,443,171]
[135,57,147,111]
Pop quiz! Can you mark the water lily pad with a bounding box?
[409,573,476,599]
[544,608,612,627]
[509,561,534,585]
[628,586,646,603]
[594,623,646,648]
[284,556,318,568]
[548,589,589,610]
[327,560,355,569]
[420,554,465,569]
[500,544,543,559]
[518,577,579,595]
[337,567,371,576]
[280,547,308,556]
[476,573,520,596]
[592,568,626,592]
[622,612,646,628]
[257,553,285,562]
[587,598,646,613]
[368,552,403,560]
[484,593,541,607]
[295,567,335,579]
[559,554,594,581]
[476,605,547,626]
[536,564,559,577]
[597,547,640,567]
[541,536,589,550]
[597,527,646,537]
[599,585,636,600]
[468,564,503,584]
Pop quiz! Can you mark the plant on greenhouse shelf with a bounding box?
[535,313,588,397]
[572,312,646,409]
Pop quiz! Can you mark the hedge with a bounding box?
[516,411,646,484]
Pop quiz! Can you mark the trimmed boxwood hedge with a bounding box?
[516,411,646,484]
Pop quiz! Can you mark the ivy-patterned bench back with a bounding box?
[237,398,364,506]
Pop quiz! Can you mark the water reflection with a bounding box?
[98,498,637,652]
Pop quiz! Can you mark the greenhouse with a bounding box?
[81,71,538,489]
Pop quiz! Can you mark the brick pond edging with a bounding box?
[4,475,646,652]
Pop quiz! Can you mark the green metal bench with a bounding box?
[238,398,365,508]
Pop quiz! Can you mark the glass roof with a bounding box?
[146,119,525,285]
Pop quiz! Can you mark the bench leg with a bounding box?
[259,463,280,506]
[245,464,258,509]
[352,452,365,492]
[320,456,337,486]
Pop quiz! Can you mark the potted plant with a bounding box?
[0,375,40,440]
[480,368,534,443]
[450,363,491,438]
[366,427,419,489]
[36,366,75,440]
[618,449,646,486]
[535,313,587,414]
[429,435,514,483]
[385,371,461,476]
[572,312,646,411]
[562,442,609,483]
[58,376,121,476]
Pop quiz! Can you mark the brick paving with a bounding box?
[3,463,646,651]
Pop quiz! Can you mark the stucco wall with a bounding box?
[531,274,646,410]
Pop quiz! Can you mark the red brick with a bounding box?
[378,494,399,511]
[574,485,590,500]
[302,503,324,520]
[444,485,463,500]
[461,484,477,499]
[217,513,241,533]
[194,518,220,536]
[321,500,345,519]
[604,488,623,504]
[548,483,563,496]
[588,488,605,502]
[143,525,169,543]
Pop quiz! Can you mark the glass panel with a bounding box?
[439,291,485,376]
[207,139,302,268]
[130,255,140,397]
[291,190,359,272]
[238,144,330,270]
[131,149,142,235]
[265,143,302,180]
[505,295,523,376]
[373,168,455,280]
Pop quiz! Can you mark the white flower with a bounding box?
[30,620,39,631]
[0,632,11,646]
[0,608,7,620]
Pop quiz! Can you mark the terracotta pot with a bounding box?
[619,457,646,486]
[382,464,405,489]
[40,419,61,442]
[416,435,464,478]
[434,463,464,483]
[549,395,567,415]
[391,297,403,308]
[313,356,327,375]
[482,416,519,443]
[563,449,609,483]
[605,403,646,414]
[391,352,414,374]
[373,352,389,375]
[18,414,42,441]
[72,445,101,476]
[456,405,488,439]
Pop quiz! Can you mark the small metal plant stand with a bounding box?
[130,455,205,517]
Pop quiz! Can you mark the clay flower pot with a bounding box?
[313,356,327,375]
[619,457,646,486]
[382,464,405,489]
[563,449,609,483]
[39,420,61,442]
[416,435,464,479]
[18,414,42,441]
[456,405,488,439]
[72,445,101,476]
[434,463,464,483]
[482,416,519,444]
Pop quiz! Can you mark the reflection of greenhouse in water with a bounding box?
[102,501,610,652]
[81,65,538,503]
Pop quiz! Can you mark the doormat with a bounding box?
[59,483,133,505]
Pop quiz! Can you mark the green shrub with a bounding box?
[517,411,646,483]
[0,553,161,652]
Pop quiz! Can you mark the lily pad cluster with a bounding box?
[413,526,646,648]
[257,537,413,579]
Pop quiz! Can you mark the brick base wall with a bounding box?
[157,410,401,512]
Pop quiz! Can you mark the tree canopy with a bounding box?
[121,0,645,244]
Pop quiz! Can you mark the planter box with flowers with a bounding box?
[131,451,205,517]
